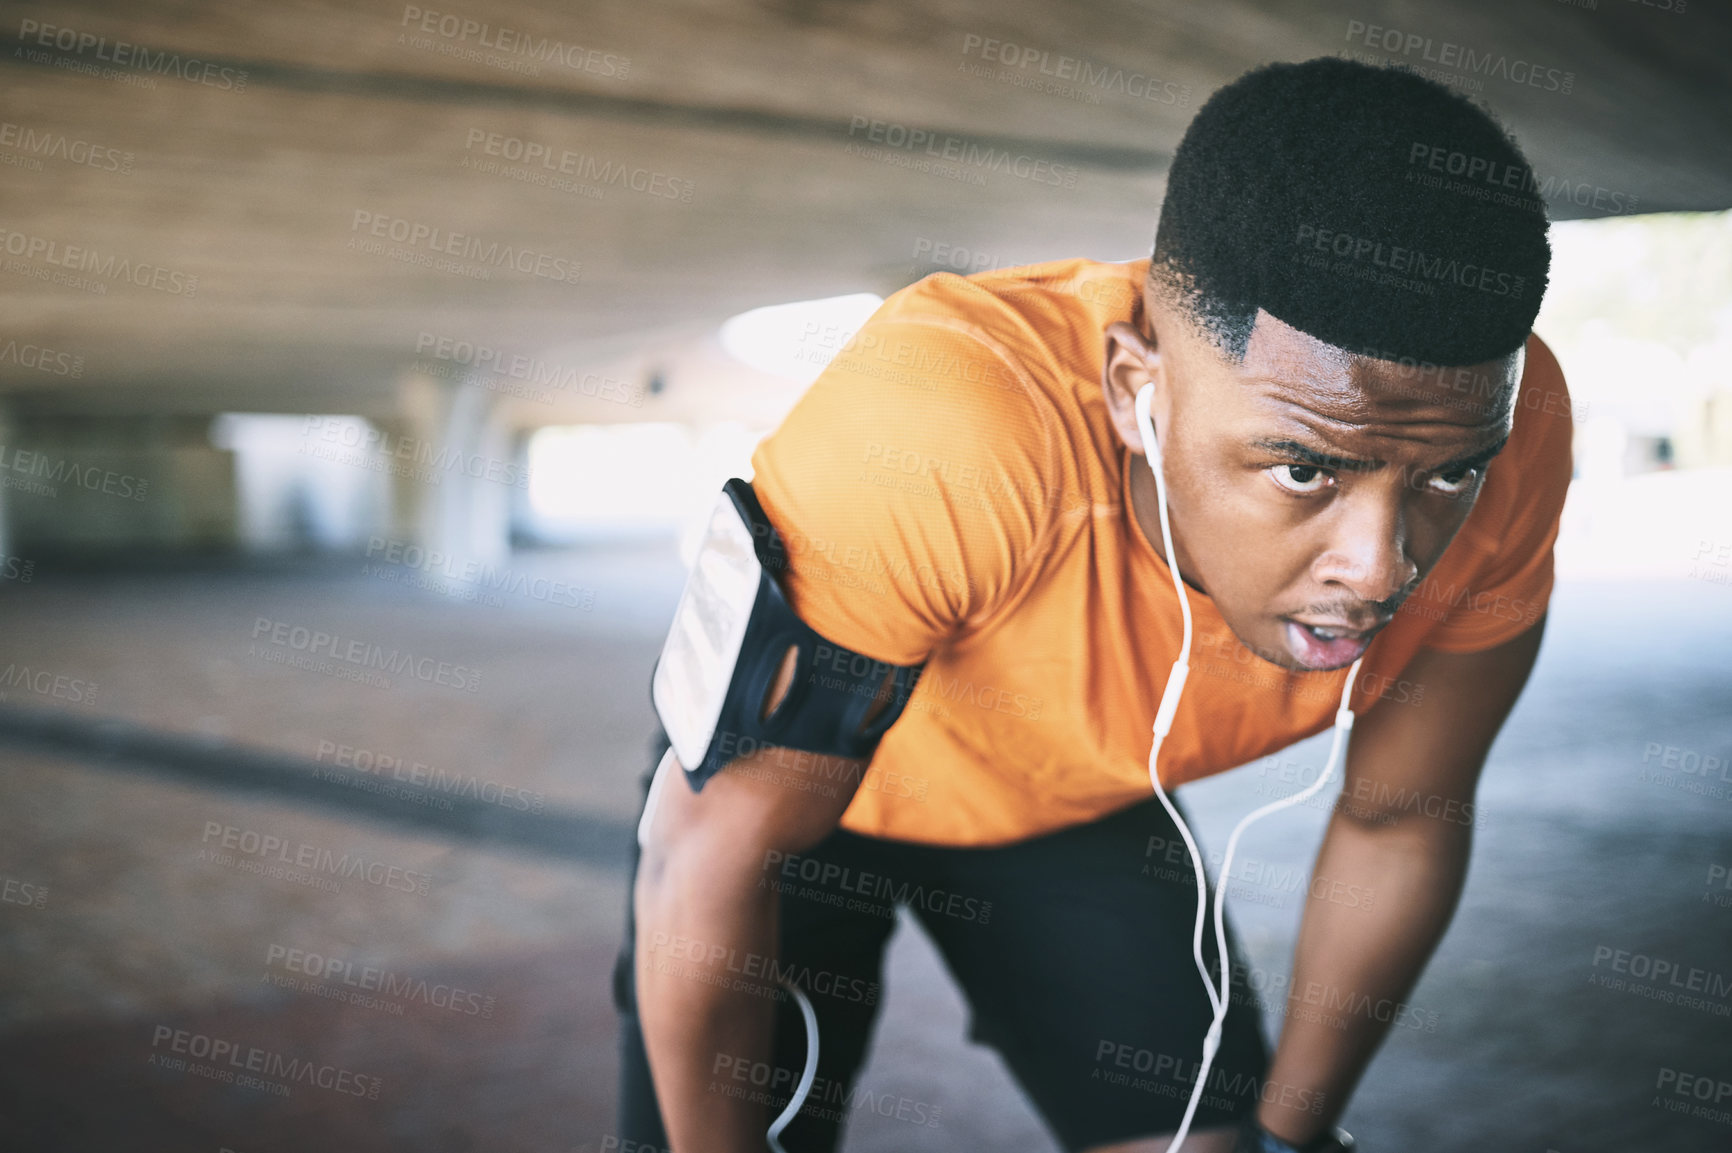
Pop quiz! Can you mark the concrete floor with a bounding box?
[0,547,1728,1152]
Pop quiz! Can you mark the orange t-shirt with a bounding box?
[749,257,1575,847]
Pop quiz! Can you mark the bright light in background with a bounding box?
[528,424,693,531]
[718,292,883,383]
[1540,211,1732,444]
[1535,210,1732,580]
[526,422,768,549]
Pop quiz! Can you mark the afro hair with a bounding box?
[1151,56,1551,367]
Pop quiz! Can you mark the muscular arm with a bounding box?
[635,739,867,1153]
[1255,616,1547,1145]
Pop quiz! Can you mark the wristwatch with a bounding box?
[1234,1120,1357,1153]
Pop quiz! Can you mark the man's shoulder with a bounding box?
[1484,332,1575,511]
[831,256,1143,453]
[877,256,1147,358]
[1517,333,1574,428]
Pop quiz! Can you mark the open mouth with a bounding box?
[1283,619,1381,669]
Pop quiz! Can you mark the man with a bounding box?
[616,56,1573,1153]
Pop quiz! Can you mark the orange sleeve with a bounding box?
[748,315,1061,666]
[1421,336,1576,653]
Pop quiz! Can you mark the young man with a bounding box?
[617,57,1572,1153]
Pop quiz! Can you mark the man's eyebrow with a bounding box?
[1441,432,1510,472]
[1250,433,1512,475]
[1249,438,1382,472]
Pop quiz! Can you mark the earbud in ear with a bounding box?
[1133,381,1164,470]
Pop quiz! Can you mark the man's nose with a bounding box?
[1313,494,1418,606]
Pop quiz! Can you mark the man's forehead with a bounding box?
[1236,308,1522,420]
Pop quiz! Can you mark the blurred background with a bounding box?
[1,1,1729,1151]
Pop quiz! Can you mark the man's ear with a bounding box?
[1102,320,1164,457]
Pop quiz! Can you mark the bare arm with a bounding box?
[635,736,867,1153]
[1255,615,1547,1145]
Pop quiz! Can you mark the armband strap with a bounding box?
[650,479,926,791]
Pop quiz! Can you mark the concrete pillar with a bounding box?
[383,375,514,564]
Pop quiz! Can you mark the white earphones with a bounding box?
[1134,382,1363,1151]
[767,981,819,1153]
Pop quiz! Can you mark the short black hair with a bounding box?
[1151,57,1551,367]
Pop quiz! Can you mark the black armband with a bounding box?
[650,479,926,790]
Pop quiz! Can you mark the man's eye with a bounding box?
[1269,463,1332,494]
[1426,467,1478,496]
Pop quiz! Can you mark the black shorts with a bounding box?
[613,733,1272,1153]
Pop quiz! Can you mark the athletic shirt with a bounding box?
[749,257,1575,847]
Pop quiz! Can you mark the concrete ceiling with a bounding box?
[2,0,1729,423]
